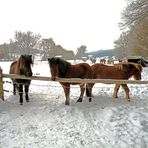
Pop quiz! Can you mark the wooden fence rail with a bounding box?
[1,68,148,101]
[2,74,148,84]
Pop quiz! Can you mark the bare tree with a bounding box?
[114,32,129,58]
[40,38,56,58]
[75,45,88,59]
[114,0,148,56]
[40,38,55,50]
[15,31,41,54]
[130,19,148,51]
[120,0,148,29]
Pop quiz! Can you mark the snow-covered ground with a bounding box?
[0,61,148,148]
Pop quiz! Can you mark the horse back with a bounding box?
[68,63,93,79]
[91,63,127,79]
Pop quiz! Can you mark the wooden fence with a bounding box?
[1,67,148,100]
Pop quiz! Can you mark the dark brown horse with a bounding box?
[86,62,142,101]
[100,58,106,64]
[48,57,93,105]
[9,55,33,105]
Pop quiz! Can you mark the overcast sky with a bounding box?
[0,0,126,52]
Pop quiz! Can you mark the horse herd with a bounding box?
[9,55,143,105]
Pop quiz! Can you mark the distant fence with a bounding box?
[1,67,148,100]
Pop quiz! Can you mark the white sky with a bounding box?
[0,0,126,52]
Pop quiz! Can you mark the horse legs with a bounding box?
[62,84,70,105]
[77,84,85,102]
[86,83,94,102]
[18,84,23,105]
[113,84,120,100]
[121,84,130,101]
[24,84,29,102]
[13,83,16,95]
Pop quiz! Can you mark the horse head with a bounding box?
[122,62,143,80]
[132,63,143,80]
[48,57,71,81]
[48,57,59,81]
[19,55,33,76]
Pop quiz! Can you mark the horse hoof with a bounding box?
[89,98,92,102]
[20,103,23,105]
[65,102,70,105]
[77,99,82,102]
[26,100,29,102]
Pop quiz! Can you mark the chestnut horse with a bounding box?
[9,55,33,105]
[48,57,93,105]
[86,62,142,101]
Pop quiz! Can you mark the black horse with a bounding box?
[9,55,33,105]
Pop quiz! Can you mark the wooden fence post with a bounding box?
[0,67,4,100]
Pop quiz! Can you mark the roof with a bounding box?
[125,56,142,59]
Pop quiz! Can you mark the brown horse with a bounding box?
[9,55,33,105]
[86,62,142,101]
[48,57,93,105]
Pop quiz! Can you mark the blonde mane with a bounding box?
[114,62,143,72]
[114,63,124,71]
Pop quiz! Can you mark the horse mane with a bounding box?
[114,63,123,71]
[48,57,71,77]
[14,55,24,74]
[132,62,143,72]
[114,62,143,72]
[14,55,33,74]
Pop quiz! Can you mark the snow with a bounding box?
[0,61,148,148]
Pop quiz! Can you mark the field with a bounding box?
[0,61,148,148]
